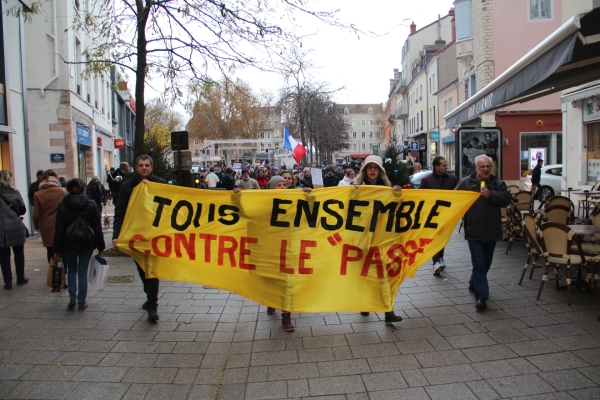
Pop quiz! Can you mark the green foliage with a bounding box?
[382,134,413,188]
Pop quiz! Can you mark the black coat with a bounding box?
[531,165,542,185]
[419,172,458,190]
[323,174,340,187]
[86,181,106,204]
[113,172,166,240]
[54,193,105,254]
[220,174,236,190]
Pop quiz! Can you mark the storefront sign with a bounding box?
[76,124,92,146]
[431,131,440,140]
[50,153,65,163]
[97,137,103,147]
[114,138,125,149]
[584,98,600,123]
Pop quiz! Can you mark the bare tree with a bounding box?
[71,0,355,159]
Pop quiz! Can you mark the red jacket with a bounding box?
[256,175,269,188]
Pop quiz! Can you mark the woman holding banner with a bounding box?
[354,155,404,324]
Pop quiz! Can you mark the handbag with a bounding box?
[0,191,29,238]
[65,212,95,243]
[88,255,109,291]
[46,256,66,292]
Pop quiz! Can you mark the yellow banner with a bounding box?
[117,183,478,312]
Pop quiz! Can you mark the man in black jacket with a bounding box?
[28,169,44,206]
[531,159,543,200]
[420,156,458,276]
[220,167,236,190]
[86,176,106,214]
[112,155,166,322]
[456,155,511,312]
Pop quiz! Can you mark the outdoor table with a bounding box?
[567,224,600,236]
[572,190,600,220]
[561,188,580,199]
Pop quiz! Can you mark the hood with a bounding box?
[39,176,61,190]
[62,193,91,213]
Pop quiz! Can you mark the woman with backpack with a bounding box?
[54,178,105,310]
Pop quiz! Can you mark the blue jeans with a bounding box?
[467,240,497,300]
[0,245,25,284]
[64,250,94,305]
[432,248,444,265]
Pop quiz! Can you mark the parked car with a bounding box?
[525,164,562,199]
[410,170,456,189]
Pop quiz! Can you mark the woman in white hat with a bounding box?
[355,155,404,324]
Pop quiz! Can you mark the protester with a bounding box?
[205,168,220,188]
[220,167,236,190]
[111,162,129,204]
[414,162,422,173]
[59,176,68,188]
[354,155,404,324]
[33,170,67,263]
[0,170,28,290]
[86,175,106,214]
[292,171,300,188]
[54,178,105,310]
[106,167,116,203]
[406,160,414,175]
[255,169,269,188]
[323,167,339,187]
[238,169,260,190]
[419,156,458,275]
[113,155,166,321]
[338,168,356,186]
[456,154,511,311]
[280,170,295,188]
[28,169,44,206]
[300,168,314,189]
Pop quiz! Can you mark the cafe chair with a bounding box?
[505,204,524,254]
[513,190,534,214]
[506,184,521,194]
[519,214,545,285]
[577,181,600,218]
[545,195,575,214]
[573,213,600,256]
[537,205,573,225]
[537,222,588,306]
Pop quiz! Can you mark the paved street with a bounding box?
[1,219,599,399]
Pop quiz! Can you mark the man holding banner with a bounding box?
[113,155,166,322]
[456,155,511,312]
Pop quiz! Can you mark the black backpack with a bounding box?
[65,212,95,243]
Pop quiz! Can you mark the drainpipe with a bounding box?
[40,0,58,97]
[19,13,33,229]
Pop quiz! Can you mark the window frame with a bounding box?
[529,0,552,20]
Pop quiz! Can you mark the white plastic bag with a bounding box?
[88,255,109,291]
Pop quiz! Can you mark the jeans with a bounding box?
[0,245,25,284]
[136,261,159,308]
[432,248,444,265]
[467,240,497,300]
[64,250,94,305]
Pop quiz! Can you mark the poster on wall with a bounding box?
[529,148,546,169]
[455,127,502,180]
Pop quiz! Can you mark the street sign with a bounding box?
[409,142,419,150]
[431,131,440,140]
[333,146,340,152]
[411,150,419,157]
[50,153,65,163]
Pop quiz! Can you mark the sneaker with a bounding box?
[440,258,446,269]
[433,262,443,276]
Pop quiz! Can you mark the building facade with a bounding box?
[338,104,384,163]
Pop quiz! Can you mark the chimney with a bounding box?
[410,21,416,34]
[451,14,456,42]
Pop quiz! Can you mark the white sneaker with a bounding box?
[440,258,447,270]
[433,262,443,276]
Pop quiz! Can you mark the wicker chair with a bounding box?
[519,214,545,285]
[537,222,588,306]
[513,190,534,214]
[577,181,600,218]
[506,185,521,194]
[545,195,575,213]
[505,204,524,254]
[537,205,573,225]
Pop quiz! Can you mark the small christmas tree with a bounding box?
[382,134,413,188]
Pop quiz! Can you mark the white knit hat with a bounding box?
[361,155,384,173]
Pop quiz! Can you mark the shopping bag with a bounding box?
[88,255,109,291]
[46,257,65,292]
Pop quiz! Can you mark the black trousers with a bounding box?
[135,261,159,308]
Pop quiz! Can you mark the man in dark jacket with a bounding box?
[28,169,44,206]
[420,156,458,276]
[112,155,165,322]
[531,159,543,200]
[323,168,339,187]
[456,154,511,312]
[86,176,106,214]
[220,167,236,190]
[111,162,129,205]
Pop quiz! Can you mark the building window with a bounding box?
[274,120,279,128]
[443,97,454,116]
[521,131,562,177]
[353,143,357,151]
[194,149,200,156]
[344,119,349,126]
[238,148,242,154]
[344,107,349,114]
[194,139,199,145]
[362,143,366,150]
[529,0,551,19]
[455,0,472,40]
[361,131,366,139]
[369,131,373,138]
[352,119,357,126]
[268,132,271,138]
[353,131,357,139]
[361,119,366,126]
[367,107,373,114]
[214,149,218,155]
[274,131,279,138]
[416,114,419,132]
[419,85,423,100]
[466,74,477,99]
[420,110,424,131]
[261,143,264,150]
[260,132,264,139]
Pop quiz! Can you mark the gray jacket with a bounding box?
[455,173,511,241]
[0,189,27,248]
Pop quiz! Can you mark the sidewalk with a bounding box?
[0,222,599,399]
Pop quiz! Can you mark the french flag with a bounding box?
[283,126,306,163]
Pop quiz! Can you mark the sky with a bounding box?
[235,0,456,106]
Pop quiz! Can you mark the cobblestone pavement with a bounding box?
[1,218,599,399]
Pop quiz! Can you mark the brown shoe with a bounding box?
[4,282,12,290]
[67,299,76,309]
[16,277,29,285]
[267,307,276,315]
[281,312,295,332]
[78,303,88,311]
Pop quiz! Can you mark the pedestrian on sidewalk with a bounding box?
[86,175,106,214]
[455,154,511,312]
[33,170,67,263]
[28,169,44,206]
[419,156,458,276]
[112,155,166,322]
[54,178,105,310]
[0,170,29,290]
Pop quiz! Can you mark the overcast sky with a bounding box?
[235,0,456,106]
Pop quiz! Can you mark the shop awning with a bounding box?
[444,7,600,128]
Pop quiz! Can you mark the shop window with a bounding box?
[587,122,600,181]
[520,131,562,177]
